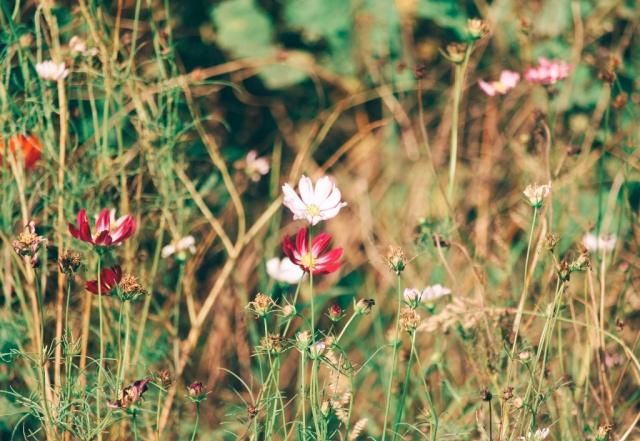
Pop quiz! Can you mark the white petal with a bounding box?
[282,183,307,215]
[161,244,176,258]
[298,175,315,205]
[314,176,334,202]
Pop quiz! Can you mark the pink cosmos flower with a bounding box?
[478,70,520,96]
[282,227,343,275]
[68,208,136,246]
[245,150,270,182]
[524,58,571,85]
[86,265,122,295]
[282,175,347,225]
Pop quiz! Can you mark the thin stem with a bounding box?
[382,275,403,441]
[190,403,200,441]
[300,350,307,440]
[393,330,417,440]
[447,63,462,203]
[335,312,358,345]
[96,254,104,440]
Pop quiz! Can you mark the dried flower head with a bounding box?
[523,182,551,208]
[261,333,285,354]
[58,250,82,274]
[569,250,591,273]
[399,307,420,333]
[355,298,375,315]
[108,378,151,409]
[156,370,172,389]
[295,331,312,352]
[443,42,468,64]
[247,405,258,420]
[480,388,493,401]
[12,221,46,267]
[281,303,297,319]
[502,387,514,401]
[119,274,147,302]
[247,293,274,318]
[466,18,490,39]
[543,233,559,252]
[596,424,612,441]
[386,245,407,275]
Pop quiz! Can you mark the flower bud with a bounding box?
[466,18,489,39]
[443,42,468,64]
[281,303,296,319]
[327,304,344,322]
[119,274,147,302]
[386,246,407,275]
[187,381,207,403]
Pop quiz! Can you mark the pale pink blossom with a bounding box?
[478,70,520,96]
[282,175,347,225]
[404,285,451,307]
[582,232,616,253]
[525,58,570,85]
[245,150,270,182]
[35,60,69,81]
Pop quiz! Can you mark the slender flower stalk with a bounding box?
[393,330,417,440]
[382,275,403,441]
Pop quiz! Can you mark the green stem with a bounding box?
[190,403,200,441]
[335,312,358,345]
[393,330,417,440]
[412,345,438,441]
[382,275,403,441]
[96,254,104,440]
[300,349,307,440]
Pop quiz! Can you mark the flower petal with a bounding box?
[96,208,111,234]
[298,175,315,205]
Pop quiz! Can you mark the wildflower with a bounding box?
[569,250,590,273]
[161,235,196,260]
[480,388,493,402]
[243,150,270,182]
[86,266,123,295]
[59,250,82,274]
[385,245,407,275]
[309,341,326,359]
[282,227,343,275]
[261,333,285,354]
[327,304,344,322]
[399,307,420,333]
[443,42,468,64]
[525,57,571,85]
[282,175,347,225]
[35,60,69,81]
[522,182,551,208]
[466,18,490,39]
[119,274,147,301]
[156,370,172,389]
[12,221,46,267]
[355,298,375,315]
[281,303,297,319]
[247,293,274,318]
[266,257,304,284]
[295,331,312,351]
[519,427,550,441]
[404,285,451,308]
[0,134,42,170]
[543,233,559,252]
[478,70,520,96]
[582,232,616,253]
[68,208,136,247]
[187,381,207,403]
[108,378,151,409]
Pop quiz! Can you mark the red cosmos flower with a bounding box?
[0,134,42,170]
[282,227,343,275]
[68,208,136,246]
[86,265,122,295]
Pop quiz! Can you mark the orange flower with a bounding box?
[0,134,42,170]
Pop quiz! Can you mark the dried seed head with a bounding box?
[248,293,273,318]
[543,233,559,252]
[120,274,147,301]
[12,221,46,267]
[466,18,490,39]
[444,42,468,64]
[502,387,514,401]
[480,388,493,402]
[386,246,407,275]
[296,331,312,351]
[261,333,285,354]
[59,250,82,274]
[399,307,420,333]
[247,405,258,420]
[156,370,172,389]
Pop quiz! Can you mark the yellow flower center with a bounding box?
[300,252,315,270]
[306,204,321,217]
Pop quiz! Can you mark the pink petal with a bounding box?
[311,233,332,256]
[96,208,111,234]
[76,209,93,242]
[478,80,497,96]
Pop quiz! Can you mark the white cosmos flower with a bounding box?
[35,60,69,81]
[523,182,551,208]
[582,232,616,253]
[162,235,197,259]
[519,427,550,441]
[404,284,451,307]
[266,257,304,284]
[245,150,270,182]
[282,175,347,225]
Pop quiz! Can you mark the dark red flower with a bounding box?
[86,265,122,295]
[282,227,343,275]
[68,208,136,247]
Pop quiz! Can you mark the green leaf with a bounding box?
[416,0,467,36]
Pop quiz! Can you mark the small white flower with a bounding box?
[282,175,347,225]
[161,235,197,259]
[523,182,551,208]
[582,232,616,253]
[245,150,270,182]
[519,427,550,441]
[35,60,69,81]
[69,36,87,54]
[266,257,304,284]
[404,284,451,307]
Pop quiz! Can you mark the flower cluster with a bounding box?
[477,57,571,97]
